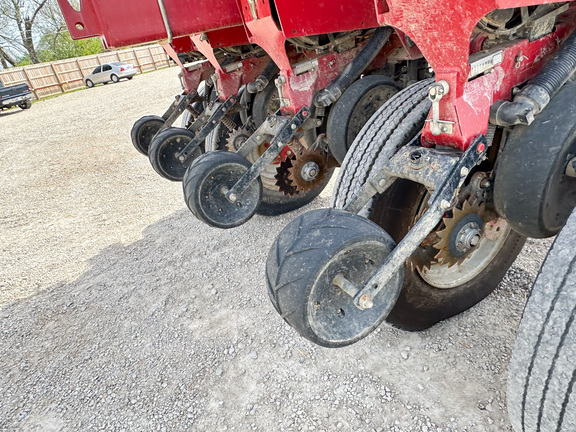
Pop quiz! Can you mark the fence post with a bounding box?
[133,48,142,72]
[76,59,83,78]
[50,63,65,94]
[150,47,158,70]
[21,67,38,100]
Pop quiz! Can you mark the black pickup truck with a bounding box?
[0,78,32,111]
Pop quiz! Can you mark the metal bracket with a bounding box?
[235,115,288,159]
[426,80,454,136]
[340,135,489,310]
[160,90,198,130]
[225,107,310,201]
[275,76,290,108]
[177,95,237,162]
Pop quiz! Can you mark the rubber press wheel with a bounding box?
[131,115,165,155]
[182,151,263,229]
[332,78,524,330]
[507,208,576,432]
[148,127,201,181]
[372,180,525,331]
[266,208,402,348]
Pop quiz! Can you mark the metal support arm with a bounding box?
[160,89,198,130]
[225,107,310,200]
[340,136,488,310]
[177,95,237,162]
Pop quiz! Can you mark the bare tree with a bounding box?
[0,46,18,68]
[0,0,49,64]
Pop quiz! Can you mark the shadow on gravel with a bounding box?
[0,109,27,118]
[0,204,540,431]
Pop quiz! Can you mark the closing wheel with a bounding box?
[148,127,201,181]
[130,115,165,155]
[266,209,402,348]
[182,151,262,229]
[332,78,525,330]
[371,180,525,331]
[494,81,576,238]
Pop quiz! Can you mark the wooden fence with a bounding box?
[0,45,173,100]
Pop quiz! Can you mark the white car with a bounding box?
[85,62,137,88]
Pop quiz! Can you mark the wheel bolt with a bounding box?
[358,295,374,310]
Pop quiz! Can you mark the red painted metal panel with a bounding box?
[273,0,380,37]
[57,0,243,48]
[207,26,251,48]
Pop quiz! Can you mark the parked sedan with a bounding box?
[85,62,137,88]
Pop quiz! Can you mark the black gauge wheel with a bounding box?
[131,115,165,156]
[182,151,262,229]
[148,127,201,181]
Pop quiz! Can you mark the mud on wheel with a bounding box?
[266,209,402,348]
[131,115,165,156]
[332,78,525,331]
[182,151,262,229]
[148,127,202,181]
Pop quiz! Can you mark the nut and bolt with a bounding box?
[300,161,319,181]
[460,167,469,177]
[455,221,483,253]
[358,295,374,310]
[267,116,277,126]
[221,186,237,203]
[469,234,481,247]
[440,199,451,210]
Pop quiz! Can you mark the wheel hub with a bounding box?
[284,148,329,194]
[433,199,486,267]
[300,161,320,181]
[454,221,482,253]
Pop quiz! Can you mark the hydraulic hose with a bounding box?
[246,60,279,94]
[314,26,394,108]
[490,29,576,127]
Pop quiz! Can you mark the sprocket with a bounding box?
[433,198,486,268]
[274,155,298,196]
[287,148,329,193]
[225,124,253,152]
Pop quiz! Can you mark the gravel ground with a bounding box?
[0,66,554,431]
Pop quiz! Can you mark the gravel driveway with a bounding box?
[0,66,553,431]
